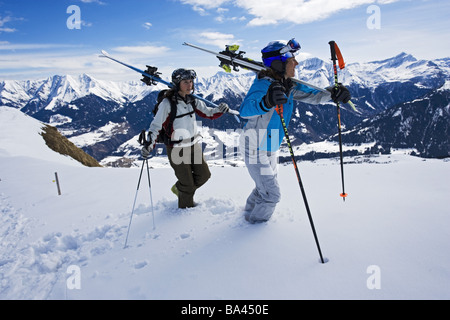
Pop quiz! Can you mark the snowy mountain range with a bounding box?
[1,52,449,166]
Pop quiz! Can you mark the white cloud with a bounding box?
[0,14,23,33]
[112,45,170,56]
[237,0,378,26]
[0,27,16,33]
[215,16,225,23]
[0,49,146,82]
[0,42,83,51]
[0,43,170,81]
[81,20,93,28]
[80,0,106,4]
[0,15,12,27]
[180,0,231,10]
[142,22,152,30]
[197,32,239,48]
[180,0,232,16]
[180,0,402,26]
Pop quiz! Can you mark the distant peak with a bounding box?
[298,57,327,68]
[394,52,416,61]
[370,52,417,69]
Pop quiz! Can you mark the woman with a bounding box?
[239,39,351,223]
[142,68,230,208]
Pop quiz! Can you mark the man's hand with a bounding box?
[328,83,351,104]
[264,82,288,109]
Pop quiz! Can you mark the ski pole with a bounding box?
[124,156,156,248]
[145,158,155,230]
[276,104,326,264]
[124,158,146,248]
[329,41,348,201]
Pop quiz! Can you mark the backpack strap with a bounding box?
[162,95,198,146]
[160,96,178,146]
[174,97,197,118]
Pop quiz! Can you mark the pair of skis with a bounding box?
[99,50,241,123]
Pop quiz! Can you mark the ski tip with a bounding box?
[100,50,109,57]
[228,109,240,116]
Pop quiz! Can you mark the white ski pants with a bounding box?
[242,147,281,223]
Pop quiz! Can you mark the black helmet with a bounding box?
[171,68,197,87]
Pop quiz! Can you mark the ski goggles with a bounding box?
[173,69,197,82]
[262,38,301,60]
[280,38,301,55]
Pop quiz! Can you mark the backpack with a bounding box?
[152,89,197,146]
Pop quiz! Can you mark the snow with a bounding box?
[0,107,81,166]
[438,80,450,91]
[365,101,376,110]
[69,121,129,148]
[49,114,72,126]
[196,71,254,101]
[1,106,449,300]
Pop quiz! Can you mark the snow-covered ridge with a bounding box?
[195,71,255,101]
[297,52,450,88]
[343,53,450,87]
[0,74,157,110]
[0,106,83,165]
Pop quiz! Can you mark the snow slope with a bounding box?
[1,107,449,300]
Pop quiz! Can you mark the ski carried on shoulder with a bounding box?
[182,42,356,111]
[99,50,240,123]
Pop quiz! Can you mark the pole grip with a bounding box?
[329,41,345,69]
[329,41,337,63]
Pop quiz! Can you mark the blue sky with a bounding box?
[0,0,449,81]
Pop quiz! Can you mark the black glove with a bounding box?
[327,83,351,104]
[138,130,153,158]
[141,144,153,159]
[264,82,287,109]
[283,78,294,91]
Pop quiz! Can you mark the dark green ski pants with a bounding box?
[167,143,211,208]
